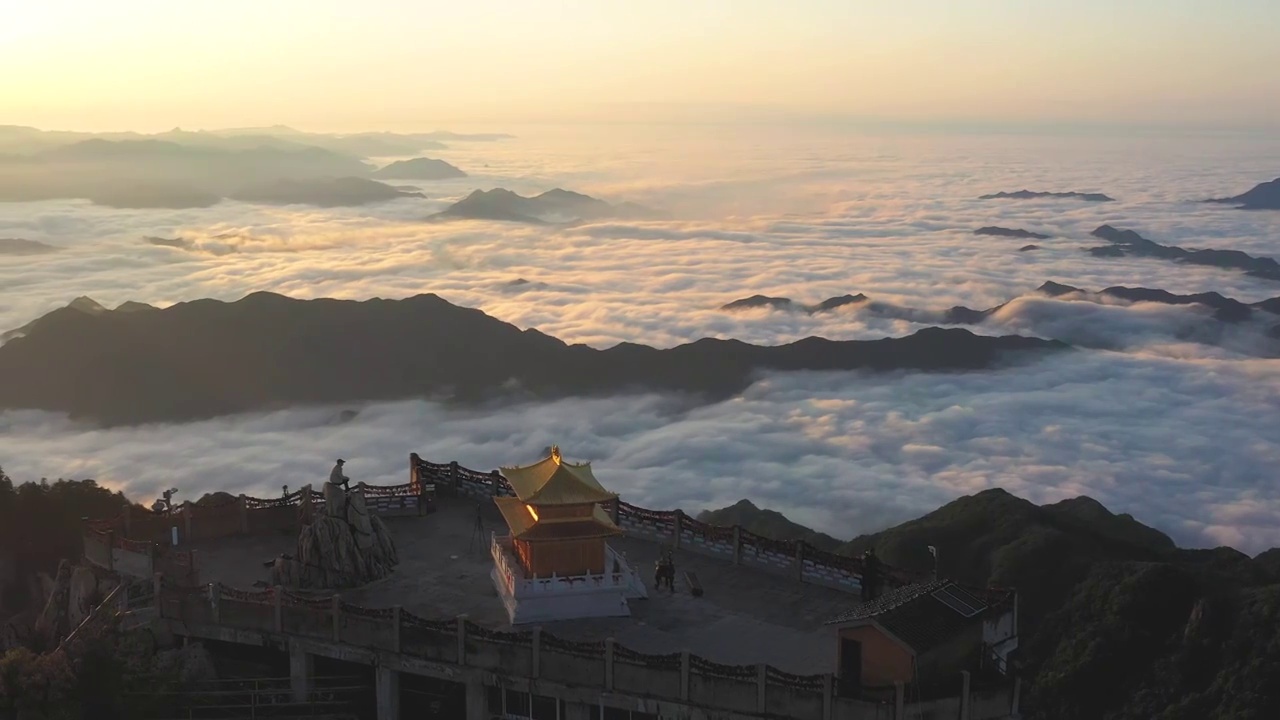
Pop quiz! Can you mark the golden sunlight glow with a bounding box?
[0,1,1276,130]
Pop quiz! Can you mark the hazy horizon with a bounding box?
[5,1,1280,132]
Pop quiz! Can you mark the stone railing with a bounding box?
[84,476,436,550]
[154,579,1012,720]
[411,453,915,595]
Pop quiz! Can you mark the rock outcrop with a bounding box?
[30,561,118,649]
[271,484,398,590]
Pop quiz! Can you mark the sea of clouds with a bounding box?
[1,124,1279,554]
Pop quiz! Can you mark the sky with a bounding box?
[2,0,1279,131]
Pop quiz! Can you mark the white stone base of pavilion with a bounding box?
[490,534,648,625]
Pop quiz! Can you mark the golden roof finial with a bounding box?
[550,445,561,462]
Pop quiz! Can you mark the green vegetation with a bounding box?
[0,467,129,618]
[706,487,1280,719]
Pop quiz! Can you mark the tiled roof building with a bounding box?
[826,579,1018,693]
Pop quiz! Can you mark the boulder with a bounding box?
[68,566,116,631]
[271,485,398,590]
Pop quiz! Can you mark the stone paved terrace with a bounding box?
[187,494,855,675]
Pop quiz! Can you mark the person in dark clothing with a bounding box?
[861,547,882,602]
[329,459,350,492]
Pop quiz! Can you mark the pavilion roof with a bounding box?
[499,446,617,506]
[494,496,622,541]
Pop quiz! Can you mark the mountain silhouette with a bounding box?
[228,177,424,207]
[1089,225,1280,281]
[371,157,467,180]
[0,139,373,208]
[430,188,654,224]
[720,282,1280,326]
[979,190,1114,202]
[1207,177,1280,210]
[974,226,1052,239]
[705,489,1278,719]
[0,293,1063,425]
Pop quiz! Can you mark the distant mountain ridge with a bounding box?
[0,292,1063,425]
[372,157,466,180]
[979,190,1115,202]
[430,188,656,224]
[0,124,510,157]
[1089,225,1280,281]
[0,134,483,207]
[974,226,1052,239]
[228,177,424,207]
[720,281,1280,325]
[1207,177,1280,210]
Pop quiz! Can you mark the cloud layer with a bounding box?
[1,125,1279,555]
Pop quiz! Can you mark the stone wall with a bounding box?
[157,581,1014,720]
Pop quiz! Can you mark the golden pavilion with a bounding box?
[494,446,622,578]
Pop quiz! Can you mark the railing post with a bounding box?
[960,670,971,720]
[273,585,283,633]
[894,681,905,720]
[795,541,806,582]
[673,510,683,549]
[209,582,221,625]
[733,526,742,565]
[457,614,468,665]
[680,650,691,701]
[757,664,767,711]
[391,605,402,653]
[332,595,342,642]
[823,674,833,720]
[238,495,249,534]
[531,627,542,679]
[1011,676,1022,718]
[604,638,615,691]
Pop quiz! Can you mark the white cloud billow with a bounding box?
[1,126,1279,555]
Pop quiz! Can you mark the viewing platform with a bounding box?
[82,451,1019,719]
[185,493,847,674]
